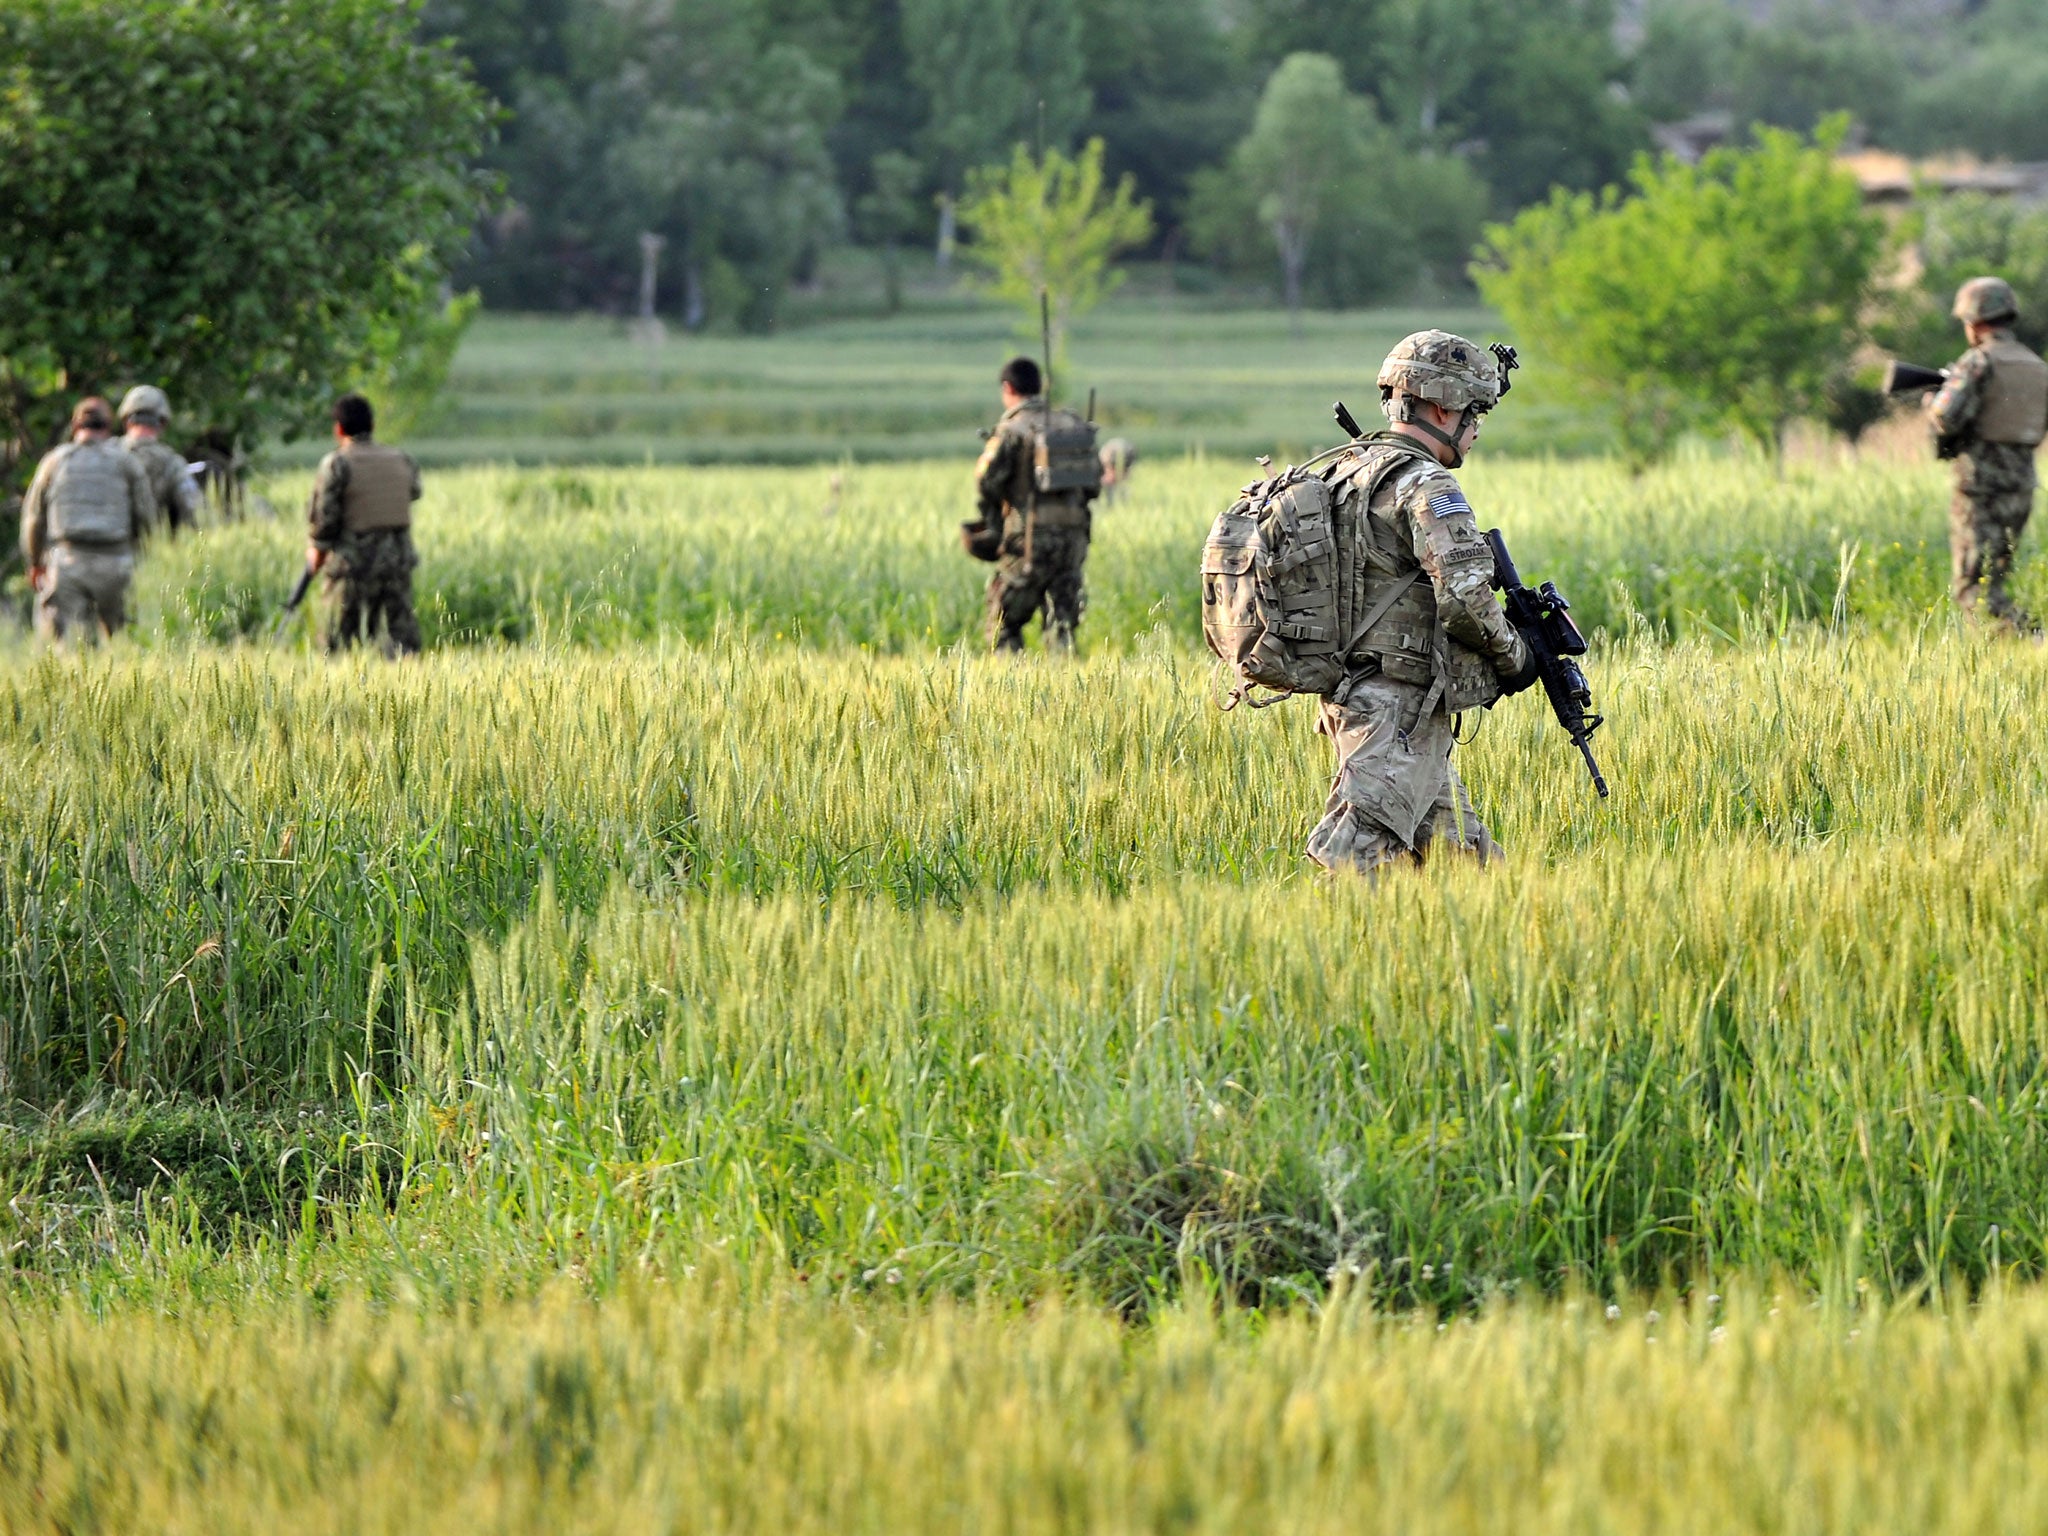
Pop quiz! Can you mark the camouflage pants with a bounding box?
[321,528,421,655]
[1949,485,2035,629]
[1306,673,1498,876]
[35,543,134,646]
[986,519,1088,652]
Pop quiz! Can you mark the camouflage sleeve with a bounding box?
[1398,466,1529,676]
[407,454,423,503]
[1928,348,1988,441]
[307,453,349,548]
[973,428,1017,523]
[19,454,55,565]
[125,455,154,540]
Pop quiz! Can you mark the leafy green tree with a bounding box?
[903,0,1090,252]
[1872,194,2048,368]
[0,0,490,491]
[956,139,1152,363]
[1187,54,1485,323]
[1476,123,1884,460]
[427,0,843,327]
[856,152,926,312]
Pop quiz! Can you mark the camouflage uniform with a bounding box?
[1099,437,1137,505]
[307,435,423,654]
[975,398,1094,651]
[1306,332,1531,876]
[117,386,203,535]
[1929,330,2047,629]
[19,437,153,645]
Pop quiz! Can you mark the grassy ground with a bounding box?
[272,286,1612,470]
[2,445,2043,1530]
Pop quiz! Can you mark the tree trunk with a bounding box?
[1277,223,1306,335]
[935,196,956,273]
[683,262,707,331]
[882,242,902,313]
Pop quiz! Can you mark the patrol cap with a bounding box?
[1377,330,1501,412]
[1954,276,2020,325]
[119,384,171,425]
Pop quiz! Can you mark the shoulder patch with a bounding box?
[1427,486,1473,520]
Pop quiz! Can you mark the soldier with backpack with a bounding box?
[1202,331,1543,875]
[964,356,1101,652]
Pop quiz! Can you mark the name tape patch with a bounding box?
[1427,487,1473,521]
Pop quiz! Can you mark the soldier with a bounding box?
[1927,276,2048,632]
[972,357,1097,652]
[1304,332,1539,875]
[116,385,204,536]
[305,393,422,655]
[18,396,154,645]
[1099,437,1138,504]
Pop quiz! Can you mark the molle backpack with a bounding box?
[1200,458,1344,708]
[1032,409,1103,497]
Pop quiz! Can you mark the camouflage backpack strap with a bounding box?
[1330,439,1437,658]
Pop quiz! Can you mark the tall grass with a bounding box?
[139,451,1983,650]
[8,1275,2048,1534]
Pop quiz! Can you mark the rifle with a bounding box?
[1882,360,1948,395]
[270,558,317,636]
[1486,529,1609,799]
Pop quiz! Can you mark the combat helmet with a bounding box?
[1953,276,2020,326]
[1378,330,1502,414]
[118,384,172,427]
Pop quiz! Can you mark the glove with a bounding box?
[1499,645,1542,697]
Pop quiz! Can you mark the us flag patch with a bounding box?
[1427,487,1473,520]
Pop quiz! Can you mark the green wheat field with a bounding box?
[5,444,2048,1531]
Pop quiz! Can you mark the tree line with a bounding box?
[421,0,2048,330]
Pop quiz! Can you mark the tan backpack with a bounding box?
[1200,441,1431,709]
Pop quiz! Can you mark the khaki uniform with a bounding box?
[1929,328,2048,628]
[975,398,1093,651]
[19,438,153,644]
[1305,435,1529,875]
[307,436,423,654]
[120,434,203,534]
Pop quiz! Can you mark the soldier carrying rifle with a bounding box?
[1202,331,1606,877]
[1925,278,2048,634]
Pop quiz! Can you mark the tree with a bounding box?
[1187,54,1485,323]
[1475,123,1884,461]
[903,0,1089,263]
[856,152,926,313]
[956,139,1153,364]
[0,0,491,491]
[1872,194,2048,368]
[428,0,844,328]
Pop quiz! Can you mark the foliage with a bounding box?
[429,0,843,328]
[360,281,483,442]
[1188,54,1487,320]
[1872,194,2048,369]
[902,0,1089,191]
[1476,124,1884,459]
[957,139,1153,362]
[0,0,491,492]
[1227,0,1644,215]
[17,1280,2048,1532]
[854,151,924,313]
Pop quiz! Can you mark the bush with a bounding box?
[1475,122,1884,461]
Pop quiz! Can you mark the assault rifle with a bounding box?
[269,558,317,637]
[1881,360,1948,396]
[1486,529,1608,799]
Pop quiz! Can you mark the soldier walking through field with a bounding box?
[965,357,1100,653]
[19,396,155,646]
[117,385,204,537]
[1927,277,2048,633]
[1303,333,1539,873]
[306,393,423,655]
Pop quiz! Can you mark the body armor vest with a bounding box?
[1333,441,1444,685]
[339,441,414,532]
[999,405,1093,530]
[1974,336,2048,446]
[44,443,138,547]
